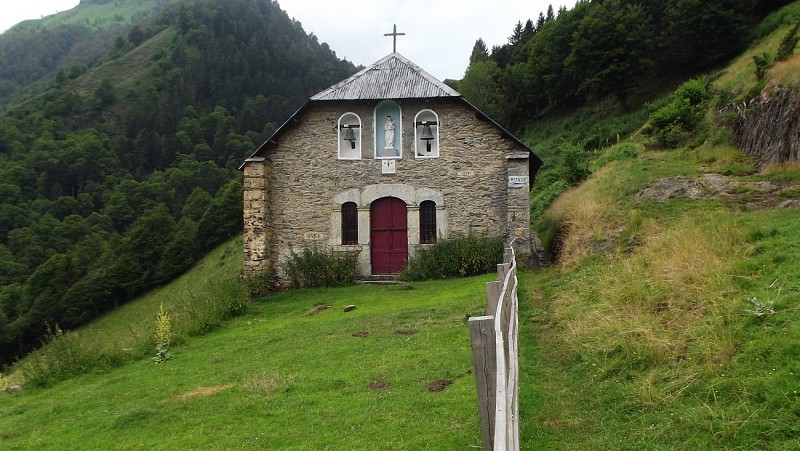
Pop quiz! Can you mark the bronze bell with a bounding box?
[343,126,356,149]
[420,124,434,152]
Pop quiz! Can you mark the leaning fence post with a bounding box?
[469,316,497,450]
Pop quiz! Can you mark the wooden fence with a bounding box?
[469,242,520,451]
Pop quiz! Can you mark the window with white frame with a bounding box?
[338,113,361,159]
[414,109,439,158]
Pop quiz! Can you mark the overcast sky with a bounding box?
[1,0,572,80]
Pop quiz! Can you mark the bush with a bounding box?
[399,235,504,281]
[647,77,712,148]
[284,248,358,288]
[19,325,112,388]
[591,143,639,171]
[776,22,800,61]
[171,278,247,337]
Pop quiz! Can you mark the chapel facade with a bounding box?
[242,52,542,282]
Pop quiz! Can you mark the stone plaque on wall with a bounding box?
[303,232,326,240]
[507,176,529,188]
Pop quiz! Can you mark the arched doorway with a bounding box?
[370,197,408,274]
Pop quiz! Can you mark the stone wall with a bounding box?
[243,98,532,281]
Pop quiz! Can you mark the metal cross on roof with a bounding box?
[384,24,405,53]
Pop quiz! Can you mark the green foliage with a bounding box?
[590,143,639,171]
[565,0,656,105]
[560,141,591,186]
[18,325,108,388]
[468,38,489,66]
[458,60,505,122]
[752,52,773,81]
[776,21,800,60]
[646,77,712,148]
[0,0,357,366]
[242,270,274,299]
[170,279,247,337]
[152,303,171,363]
[284,248,358,288]
[400,235,504,281]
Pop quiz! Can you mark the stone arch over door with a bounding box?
[370,197,408,274]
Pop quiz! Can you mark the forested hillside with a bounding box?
[456,0,794,130]
[0,0,356,365]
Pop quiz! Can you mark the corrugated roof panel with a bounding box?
[311,53,460,101]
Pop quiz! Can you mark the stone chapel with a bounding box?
[241,51,542,283]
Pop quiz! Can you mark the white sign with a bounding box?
[507,176,529,188]
[381,159,396,174]
[457,170,476,177]
[303,232,325,240]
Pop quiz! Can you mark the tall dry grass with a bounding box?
[554,211,746,374]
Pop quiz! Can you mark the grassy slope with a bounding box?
[1,241,493,448]
[12,0,176,33]
[515,5,800,447]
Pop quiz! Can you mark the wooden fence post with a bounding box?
[470,316,497,451]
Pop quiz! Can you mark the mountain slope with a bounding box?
[513,4,800,447]
[0,0,177,107]
[0,0,357,365]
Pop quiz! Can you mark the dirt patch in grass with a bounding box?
[368,381,391,390]
[352,331,370,338]
[394,329,418,335]
[170,384,233,401]
[306,304,331,316]
[426,380,453,392]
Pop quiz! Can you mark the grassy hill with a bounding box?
[513,4,800,447]
[1,238,494,448]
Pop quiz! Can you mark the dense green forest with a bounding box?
[456,0,794,128]
[0,0,356,365]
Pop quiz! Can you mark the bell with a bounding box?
[420,124,434,152]
[343,126,356,149]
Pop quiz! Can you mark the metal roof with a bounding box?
[310,52,461,101]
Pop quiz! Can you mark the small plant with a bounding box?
[153,303,172,363]
[776,22,800,61]
[18,325,98,388]
[243,269,273,298]
[747,296,775,317]
[591,143,639,171]
[284,248,358,288]
[752,52,773,81]
[0,372,8,392]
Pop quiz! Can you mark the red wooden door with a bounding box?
[370,197,408,274]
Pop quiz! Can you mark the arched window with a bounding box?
[338,113,361,160]
[341,202,358,244]
[420,200,437,244]
[414,110,439,158]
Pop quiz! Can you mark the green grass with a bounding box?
[1,271,494,448]
[13,0,177,33]
[519,136,800,448]
[518,206,800,449]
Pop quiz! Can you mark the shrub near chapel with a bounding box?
[242,49,543,285]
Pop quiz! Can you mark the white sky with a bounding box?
[1,0,571,80]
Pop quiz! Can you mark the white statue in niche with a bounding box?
[384,115,395,150]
